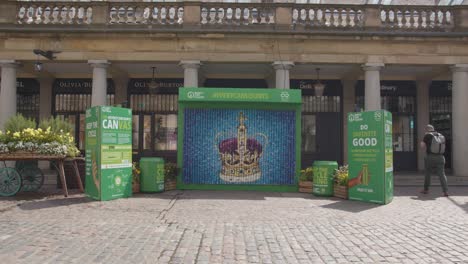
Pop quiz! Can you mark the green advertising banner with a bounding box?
[178,87,302,104]
[348,110,393,204]
[85,106,133,201]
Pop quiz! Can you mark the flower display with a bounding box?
[0,115,80,157]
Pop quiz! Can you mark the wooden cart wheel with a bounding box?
[0,167,22,197]
[19,166,44,192]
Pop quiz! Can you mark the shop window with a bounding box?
[301,115,316,153]
[430,97,451,113]
[392,115,415,152]
[356,95,416,152]
[154,114,177,151]
[132,115,139,150]
[302,95,340,113]
[17,93,40,122]
[143,115,151,150]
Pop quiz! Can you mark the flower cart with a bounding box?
[0,115,83,197]
[0,154,83,197]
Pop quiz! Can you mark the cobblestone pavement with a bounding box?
[1,187,468,264]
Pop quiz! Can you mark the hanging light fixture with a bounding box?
[148,66,158,94]
[313,68,325,96]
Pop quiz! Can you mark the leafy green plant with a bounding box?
[300,166,313,182]
[39,116,73,134]
[132,162,141,184]
[3,114,36,133]
[0,115,80,157]
[164,162,178,181]
[333,164,349,186]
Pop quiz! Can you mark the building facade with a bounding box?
[1,1,468,180]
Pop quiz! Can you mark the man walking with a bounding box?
[420,124,449,197]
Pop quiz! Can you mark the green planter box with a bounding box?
[140,157,165,193]
[312,161,338,196]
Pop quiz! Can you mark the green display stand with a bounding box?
[85,106,133,201]
[348,110,393,205]
[140,157,165,193]
[312,161,337,196]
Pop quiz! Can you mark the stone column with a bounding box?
[88,60,110,106]
[39,77,54,120]
[341,79,357,164]
[272,61,294,89]
[416,80,431,171]
[362,63,384,111]
[180,60,201,88]
[0,60,19,130]
[451,64,468,177]
[38,77,55,171]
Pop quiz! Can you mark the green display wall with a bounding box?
[348,110,393,204]
[85,106,133,201]
[178,88,302,192]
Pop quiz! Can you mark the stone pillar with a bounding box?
[38,77,55,171]
[88,60,110,106]
[362,63,384,111]
[0,60,19,130]
[39,77,54,120]
[451,64,468,177]
[341,79,357,164]
[416,80,431,171]
[272,61,294,89]
[180,60,201,88]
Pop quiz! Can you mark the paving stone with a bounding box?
[0,187,467,263]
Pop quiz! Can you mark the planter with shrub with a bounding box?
[299,166,313,193]
[333,164,349,199]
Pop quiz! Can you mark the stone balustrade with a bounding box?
[2,1,466,34]
[109,4,184,25]
[201,3,275,25]
[381,6,453,31]
[293,5,364,29]
[17,2,93,25]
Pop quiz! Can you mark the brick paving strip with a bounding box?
[1,187,468,264]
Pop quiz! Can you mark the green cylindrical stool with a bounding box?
[140,157,165,193]
[312,161,338,196]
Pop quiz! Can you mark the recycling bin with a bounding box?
[140,157,165,193]
[312,161,338,196]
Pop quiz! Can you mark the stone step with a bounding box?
[394,174,468,186]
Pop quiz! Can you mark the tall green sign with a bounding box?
[85,106,133,201]
[348,110,393,204]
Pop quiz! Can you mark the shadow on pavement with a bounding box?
[446,197,468,214]
[410,195,437,201]
[320,199,381,213]
[18,196,94,211]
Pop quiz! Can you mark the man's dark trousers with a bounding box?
[424,153,448,193]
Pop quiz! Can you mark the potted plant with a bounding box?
[132,161,141,193]
[299,166,313,193]
[164,162,178,191]
[333,164,349,199]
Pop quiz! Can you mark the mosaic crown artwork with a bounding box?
[182,108,296,185]
[217,112,267,183]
